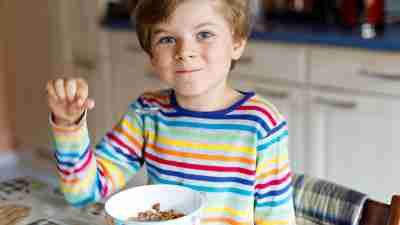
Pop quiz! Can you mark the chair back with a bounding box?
[292,173,400,225]
[359,195,400,225]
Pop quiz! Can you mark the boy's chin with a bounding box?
[173,87,208,98]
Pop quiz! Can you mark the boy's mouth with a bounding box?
[175,69,202,74]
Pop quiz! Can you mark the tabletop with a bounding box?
[0,176,107,225]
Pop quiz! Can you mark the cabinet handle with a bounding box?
[313,97,357,109]
[254,88,289,99]
[237,56,253,65]
[358,69,400,81]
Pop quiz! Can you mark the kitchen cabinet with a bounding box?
[308,89,400,202]
[235,41,307,83]
[310,47,400,96]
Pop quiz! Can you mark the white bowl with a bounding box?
[104,184,205,225]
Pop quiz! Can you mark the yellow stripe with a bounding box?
[256,163,289,180]
[202,217,251,225]
[147,132,255,155]
[256,155,288,174]
[121,119,142,136]
[255,219,289,225]
[148,144,255,165]
[55,132,88,142]
[203,207,251,217]
[114,125,142,150]
[61,162,96,193]
[97,157,126,190]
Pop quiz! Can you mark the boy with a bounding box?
[46,0,296,224]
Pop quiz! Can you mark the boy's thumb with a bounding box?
[85,99,95,110]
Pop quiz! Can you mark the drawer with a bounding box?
[310,47,400,96]
[233,41,306,83]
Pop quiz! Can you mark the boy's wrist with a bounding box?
[51,112,86,127]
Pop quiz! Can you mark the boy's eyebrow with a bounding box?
[152,22,219,36]
[152,28,168,36]
[194,22,219,29]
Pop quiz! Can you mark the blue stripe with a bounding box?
[147,162,254,186]
[147,169,252,196]
[267,121,287,137]
[149,115,262,138]
[256,194,292,207]
[55,146,90,167]
[257,130,288,152]
[96,143,141,171]
[54,139,90,155]
[96,170,103,196]
[98,139,141,164]
[162,111,271,133]
[255,184,292,199]
[55,144,90,159]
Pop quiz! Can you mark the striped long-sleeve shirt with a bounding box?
[51,89,296,225]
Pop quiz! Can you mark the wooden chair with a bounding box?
[359,195,400,225]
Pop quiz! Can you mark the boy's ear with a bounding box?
[232,38,247,60]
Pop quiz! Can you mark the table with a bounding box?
[0,177,107,225]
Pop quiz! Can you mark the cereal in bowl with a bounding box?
[127,203,185,222]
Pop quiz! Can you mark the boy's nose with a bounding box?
[175,53,195,61]
[175,40,197,61]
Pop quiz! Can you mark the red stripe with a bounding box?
[255,172,292,189]
[58,150,93,176]
[238,106,277,126]
[145,152,255,176]
[106,132,139,157]
[142,98,172,109]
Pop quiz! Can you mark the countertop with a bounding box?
[101,19,400,52]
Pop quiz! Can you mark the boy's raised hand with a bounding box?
[46,78,95,126]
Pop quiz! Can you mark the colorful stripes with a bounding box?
[51,89,296,224]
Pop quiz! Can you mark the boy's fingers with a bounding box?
[75,78,89,105]
[54,79,66,100]
[46,81,58,101]
[65,79,77,102]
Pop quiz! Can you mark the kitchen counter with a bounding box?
[101,19,400,52]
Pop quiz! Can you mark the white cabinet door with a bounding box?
[229,78,307,174]
[308,90,400,202]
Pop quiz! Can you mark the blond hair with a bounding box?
[132,0,251,69]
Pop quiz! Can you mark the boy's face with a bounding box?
[149,0,246,98]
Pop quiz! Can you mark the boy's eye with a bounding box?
[197,31,214,40]
[158,36,176,44]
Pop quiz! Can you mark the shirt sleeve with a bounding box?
[254,120,297,225]
[50,100,145,207]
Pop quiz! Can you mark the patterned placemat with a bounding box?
[0,177,107,225]
[0,204,31,225]
[0,177,48,201]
